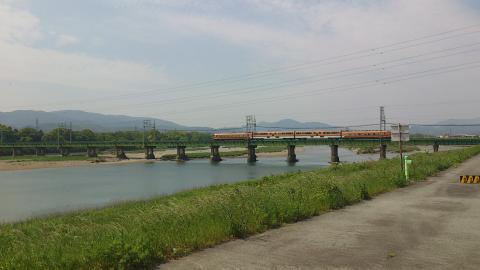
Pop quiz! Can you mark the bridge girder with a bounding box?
[0,138,479,150]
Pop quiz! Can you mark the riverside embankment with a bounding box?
[163,149,480,270]
[0,146,371,223]
[0,146,479,269]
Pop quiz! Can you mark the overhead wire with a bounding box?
[12,23,480,109]
[96,42,480,112]
[131,59,480,117]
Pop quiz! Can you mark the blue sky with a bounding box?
[1,0,480,127]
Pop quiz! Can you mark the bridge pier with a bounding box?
[330,144,339,163]
[210,145,222,162]
[287,144,298,163]
[115,146,128,160]
[379,144,387,160]
[59,147,69,157]
[144,146,156,160]
[247,145,257,163]
[176,146,188,161]
[433,142,439,153]
[87,147,98,158]
[11,147,17,158]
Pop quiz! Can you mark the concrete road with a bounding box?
[160,155,480,270]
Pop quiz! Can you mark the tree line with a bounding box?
[0,124,212,144]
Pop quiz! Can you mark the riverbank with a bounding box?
[0,146,297,172]
[350,144,468,155]
[0,146,478,269]
[162,150,480,270]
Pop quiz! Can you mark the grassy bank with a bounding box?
[1,146,479,269]
[351,144,420,154]
[160,146,285,160]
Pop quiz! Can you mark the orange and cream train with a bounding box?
[213,130,391,140]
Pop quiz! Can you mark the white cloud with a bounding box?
[55,34,78,47]
[0,1,168,110]
[158,0,479,63]
[0,0,41,44]
[1,0,479,125]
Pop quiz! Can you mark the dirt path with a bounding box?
[160,155,480,270]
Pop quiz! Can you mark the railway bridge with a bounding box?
[0,137,479,163]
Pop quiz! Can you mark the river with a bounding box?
[0,146,391,223]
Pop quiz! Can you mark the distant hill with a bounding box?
[0,110,212,132]
[410,117,480,135]
[1,110,478,135]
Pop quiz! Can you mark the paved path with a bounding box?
[160,155,480,270]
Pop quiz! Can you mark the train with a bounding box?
[212,130,391,140]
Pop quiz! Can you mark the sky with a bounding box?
[1,0,480,128]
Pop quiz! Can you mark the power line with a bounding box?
[408,123,480,127]
[12,23,480,110]
[256,123,380,130]
[131,59,480,117]
[98,43,480,113]
[81,30,480,109]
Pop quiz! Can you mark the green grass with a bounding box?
[0,155,102,162]
[351,144,420,154]
[0,146,479,269]
[160,146,285,160]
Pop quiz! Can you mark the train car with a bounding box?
[212,132,252,140]
[317,130,342,138]
[213,130,391,140]
[251,130,341,139]
[341,130,391,139]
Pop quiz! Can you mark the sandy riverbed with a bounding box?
[0,146,305,172]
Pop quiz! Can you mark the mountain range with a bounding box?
[0,110,479,135]
[0,110,210,132]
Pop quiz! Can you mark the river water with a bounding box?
[0,146,389,223]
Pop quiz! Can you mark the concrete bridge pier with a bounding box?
[287,144,298,163]
[433,142,440,153]
[11,147,17,158]
[210,145,222,162]
[59,147,69,157]
[380,144,387,160]
[247,145,257,163]
[87,147,98,158]
[144,146,156,160]
[330,144,340,163]
[115,146,128,160]
[176,146,188,161]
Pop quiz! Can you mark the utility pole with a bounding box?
[379,106,386,159]
[153,120,156,143]
[246,115,256,133]
[143,120,152,147]
[246,115,256,140]
[399,123,404,171]
[57,123,61,149]
[379,106,386,130]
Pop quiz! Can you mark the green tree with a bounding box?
[18,127,43,142]
[0,124,18,143]
[73,129,96,141]
[42,128,68,143]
